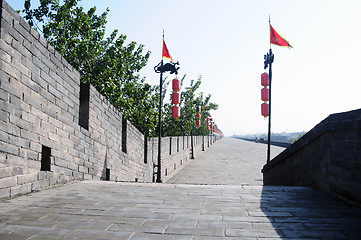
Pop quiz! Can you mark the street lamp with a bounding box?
[154,61,180,183]
[263,49,274,163]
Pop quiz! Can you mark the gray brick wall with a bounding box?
[0,0,220,197]
[262,108,361,205]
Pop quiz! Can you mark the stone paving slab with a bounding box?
[167,137,285,185]
[1,181,361,239]
[1,138,361,239]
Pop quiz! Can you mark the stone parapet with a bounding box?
[0,0,220,198]
[262,108,361,205]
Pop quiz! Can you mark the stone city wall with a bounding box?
[262,108,361,205]
[0,0,220,198]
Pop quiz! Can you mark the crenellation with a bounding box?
[0,0,219,198]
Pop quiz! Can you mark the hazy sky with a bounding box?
[8,0,361,136]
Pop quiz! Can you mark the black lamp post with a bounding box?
[154,60,179,183]
[264,48,274,163]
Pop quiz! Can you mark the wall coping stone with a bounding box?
[262,108,361,172]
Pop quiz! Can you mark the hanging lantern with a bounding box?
[172,105,180,120]
[261,103,269,117]
[261,87,269,101]
[172,78,181,91]
[196,113,201,119]
[261,72,269,86]
[196,120,201,128]
[172,92,180,104]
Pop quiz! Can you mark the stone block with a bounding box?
[0,114,9,129]
[67,162,78,171]
[83,173,92,180]
[10,183,31,197]
[38,35,48,48]
[0,176,17,189]
[27,159,40,170]
[3,1,21,21]
[1,6,13,26]
[21,74,41,93]
[17,172,38,184]
[0,88,8,101]
[40,52,56,70]
[72,171,83,179]
[40,69,56,87]
[8,135,30,149]
[0,188,10,198]
[20,129,39,143]
[0,142,19,155]
[11,37,31,60]
[32,55,49,73]
[54,157,67,168]
[0,48,11,64]
[3,22,24,45]
[0,167,13,179]
[88,167,97,175]
[78,165,88,173]
[23,38,42,60]
[31,179,50,191]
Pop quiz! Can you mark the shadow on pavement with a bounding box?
[260,186,361,239]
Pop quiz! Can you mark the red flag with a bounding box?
[270,24,292,48]
[162,40,173,61]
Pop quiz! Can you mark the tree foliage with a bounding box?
[162,75,218,137]
[22,0,157,135]
[21,0,219,137]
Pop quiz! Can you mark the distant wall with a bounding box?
[262,108,361,205]
[146,135,218,182]
[0,0,221,198]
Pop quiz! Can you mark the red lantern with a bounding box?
[261,87,269,101]
[196,113,201,119]
[172,105,180,120]
[172,78,181,91]
[172,92,180,104]
[261,103,269,117]
[196,120,201,128]
[261,73,269,86]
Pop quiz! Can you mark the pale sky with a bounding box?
[8,0,361,136]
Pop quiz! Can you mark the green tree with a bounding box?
[162,75,218,137]
[22,0,157,135]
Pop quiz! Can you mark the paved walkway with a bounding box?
[1,138,361,239]
[167,137,285,185]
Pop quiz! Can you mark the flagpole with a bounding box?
[266,16,273,163]
[156,31,164,183]
[267,48,272,163]
[269,15,271,50]
[268,16,271,163]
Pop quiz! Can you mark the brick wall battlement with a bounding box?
[262,108,361,205]
[0,0,221,198]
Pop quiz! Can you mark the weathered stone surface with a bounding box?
[1,181,361,239]
[262,108,361,205]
